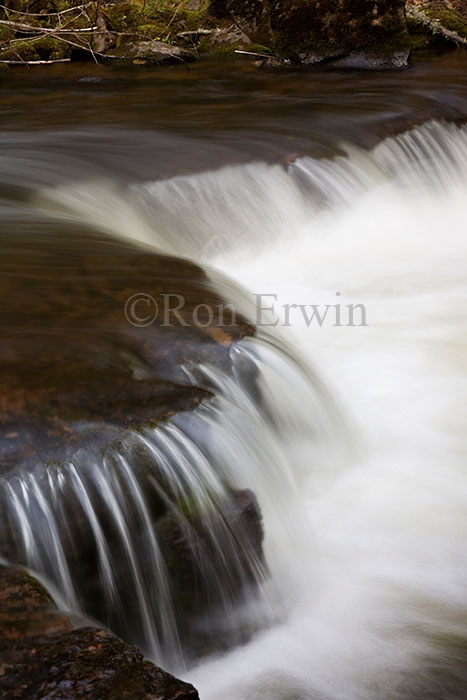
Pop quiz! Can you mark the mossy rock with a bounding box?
[0,40,40,61]
[0,25,13,41]
[136,22,167,40]
[426,8,467,38]
[104,2,145,32]
[34,35,72,59]
[209,0,410,59]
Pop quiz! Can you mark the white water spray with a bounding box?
[4,119,467,698]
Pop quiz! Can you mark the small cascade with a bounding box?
[0,339,337,672]
[2,116,467,698]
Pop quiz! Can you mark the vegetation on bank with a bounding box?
[0,0,466,66]
[0,0,233,64]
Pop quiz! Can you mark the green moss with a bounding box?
[426,8,467,38]
[0,25,13,41]
[410,33,433,50]
[406,14,422,34]
[183,0,212,27]
[248,43,272,54]
[210,43,238,56]
[0,40,39,61]
[104,2,145,32]
[34,35,71,60]
[137,22,166,39]
[174,491,220,519]
[196,34,211,52]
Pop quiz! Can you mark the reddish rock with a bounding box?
[0,565,199,700]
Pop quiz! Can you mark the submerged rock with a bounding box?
[0,565,199,700]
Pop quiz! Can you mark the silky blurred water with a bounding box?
[1,51,467,699]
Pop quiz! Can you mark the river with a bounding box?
[1,51,467,699]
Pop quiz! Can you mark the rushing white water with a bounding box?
[4,119,467,698]
[153,121,467,699]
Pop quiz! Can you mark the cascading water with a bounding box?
[186,121,467,699]
[0,330,338,671]
[2,111,467,699]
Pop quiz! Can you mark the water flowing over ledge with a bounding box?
[0,339,339,672]
[1,111,467,699]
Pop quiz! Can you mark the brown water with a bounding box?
[1,51,466,183]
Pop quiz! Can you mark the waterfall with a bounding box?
[0,335,338,672]
[2,118,467,698]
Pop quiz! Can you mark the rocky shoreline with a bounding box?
[0,0,466,71]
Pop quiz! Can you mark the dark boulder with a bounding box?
[210,0,410,67]
[157,488,265,653]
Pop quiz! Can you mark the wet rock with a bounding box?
[297,49,349,65]
[157,488,266,655]
[116,38,195,64]
[200,25,253,52]
[0,565,72,647]
[157,488,264,611]
[330,49,411,69]
[256,56,291,68]
[0,565,199,700]
[0,225,253,477]
[92,14,116,54]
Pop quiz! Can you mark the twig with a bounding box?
[0,3,95,17]
[0,24,119,61]
[0,57,71,63]
[164,0,184,40]
[235,49,272,58]
[0,19,98,33]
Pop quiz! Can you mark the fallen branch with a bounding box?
[0,57,71,64]
[0,19,98,34]
[0,25,119,62]
[406,5,467,47]
[235,49,272,58]
[0,3,95,17]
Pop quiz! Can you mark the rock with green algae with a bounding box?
[0,565,199,700]
[155,488,266,657]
